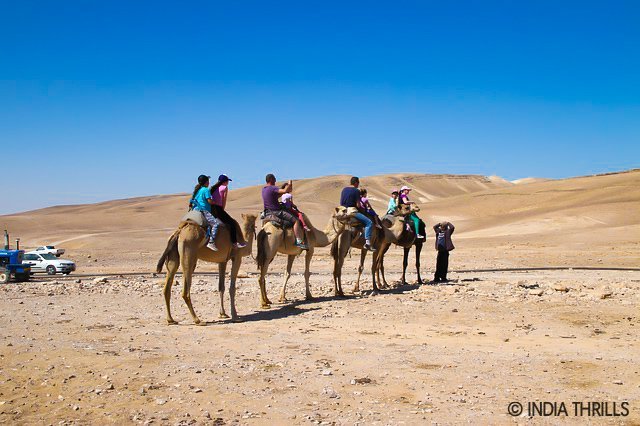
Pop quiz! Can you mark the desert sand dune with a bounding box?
[1,170,638,269]
[1,171,639,424]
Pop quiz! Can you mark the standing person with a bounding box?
[433,221,455,282]
[340,176,375,251]
[210,174,247,249]
[262,174,308,249]
[386,190,399,215]
[398,186,425,239]
[189,174,220,251]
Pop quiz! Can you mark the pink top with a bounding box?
[359,196,369,209]
[211,185,228,208]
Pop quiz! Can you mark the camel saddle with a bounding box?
[181,210,225,229]
[260,210,294,229]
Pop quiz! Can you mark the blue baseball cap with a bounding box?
[218,174,232,182]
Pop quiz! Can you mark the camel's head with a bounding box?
[241,213,259,238]
[395,203,420,216]
[333,206,351,223]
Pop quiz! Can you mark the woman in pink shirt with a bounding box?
[210,174,246,249]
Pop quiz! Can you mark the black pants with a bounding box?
[418,219,426,237]
[435,248,449,281]
[211,205,240,244]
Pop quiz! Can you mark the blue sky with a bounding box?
[1,1,638,214]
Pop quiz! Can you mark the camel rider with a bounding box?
[262,174,308,250]
[210,174,247,250]
[340,176,375,251]
[189,174,220,251]
[387,190,399,215]
[398,186,425,239]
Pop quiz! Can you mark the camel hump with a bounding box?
[181,210,208,228]
[382,214,396,227]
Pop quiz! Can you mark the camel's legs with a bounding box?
[379,243,391,288]
[279,254,296,303]
[402,247,410,284]
[162,250,180,325]
[332,234,348,297]
[304,248,313,300]
[257,262,271,309]
[228,255,242,321]
[180,245,201,325]
[332,241,343,297]
[339,235,352,296]
[371,250,380,294]
[218,261,229,319]
[415,241,424,284]
[257,246,277,309]
[355,248,367,293]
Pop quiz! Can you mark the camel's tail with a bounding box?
[156,229,180,273]
[255,229,268,270]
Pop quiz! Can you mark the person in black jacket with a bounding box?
[433,221,455,282]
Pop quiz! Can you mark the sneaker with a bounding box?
[304,226,311,232]
[363,243,377,252]
[294,241,309,250]
[234,242,247,249]
[207,242,218,251]
[417,234,426,239]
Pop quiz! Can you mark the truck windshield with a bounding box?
[40,253,57,260]
[46,246,55,249]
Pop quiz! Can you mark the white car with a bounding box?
[33,245,65,257]
[23,252,76,275]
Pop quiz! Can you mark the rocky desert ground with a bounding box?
[1,170,639,424]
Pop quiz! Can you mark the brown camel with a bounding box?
[376,204,424,286]
[331,204,419,295]
[255,207,349,308]
[156,213,257,324]
[330,217,385,296]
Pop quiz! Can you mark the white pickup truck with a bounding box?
[33,245,65,257]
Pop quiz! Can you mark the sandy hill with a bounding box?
[1,171,638,269]
[0,174,512,248]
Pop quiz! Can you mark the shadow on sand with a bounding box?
[233,292,371,323]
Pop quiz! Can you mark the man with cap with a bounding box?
[398,186,425,239]
[210,174,246,249]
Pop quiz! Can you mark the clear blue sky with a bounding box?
[1,1,638,214]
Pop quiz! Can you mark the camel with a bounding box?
[156,213,257,325]
[331,204,419,295]
[375,204,424,286]
[330,217,385,297]
[255,207,349,308]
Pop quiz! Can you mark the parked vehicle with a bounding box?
[33,245,66,257]
[23,252,76,275]
[0,249,31,283]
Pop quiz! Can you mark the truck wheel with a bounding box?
[0,270,10,284]
[46,265,57,275]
